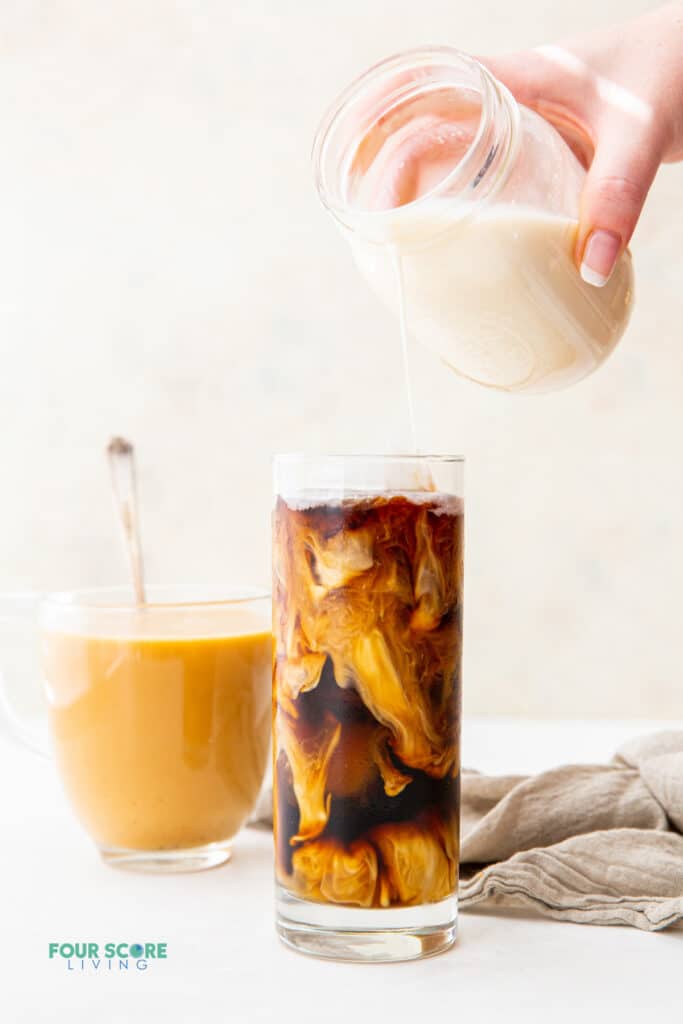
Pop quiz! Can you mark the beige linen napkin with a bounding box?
[251,731,683,930]
[459,731,683,930]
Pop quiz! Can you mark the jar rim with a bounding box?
[312,45,516,226]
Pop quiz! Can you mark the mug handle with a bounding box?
[0,592,50,758]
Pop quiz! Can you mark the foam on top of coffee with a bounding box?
[280,489,463,517]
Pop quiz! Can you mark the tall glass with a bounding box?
[272,454,464,961]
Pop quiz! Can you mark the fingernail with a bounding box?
[580,229,622,287]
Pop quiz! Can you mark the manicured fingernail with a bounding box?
[580,229,621,287]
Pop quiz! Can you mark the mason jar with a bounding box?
[313,47,634,394]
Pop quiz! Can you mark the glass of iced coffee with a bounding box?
[272,454,464,961]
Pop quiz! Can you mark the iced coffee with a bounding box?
[273,469,463,929]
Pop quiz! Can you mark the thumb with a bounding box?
[577,122,662,286]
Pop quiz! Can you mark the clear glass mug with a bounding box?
[313,47,634,394]
[0,586,272,871]
[272,454,464,962]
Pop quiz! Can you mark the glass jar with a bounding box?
[313,47,634,394]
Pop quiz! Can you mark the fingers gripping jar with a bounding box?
[313,47,634,394]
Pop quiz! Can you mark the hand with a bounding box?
[481,4,683,285]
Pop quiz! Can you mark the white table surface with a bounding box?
[1,717,681,1024]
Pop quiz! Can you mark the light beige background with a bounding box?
[0,1,680,717]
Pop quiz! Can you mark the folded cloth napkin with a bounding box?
[251,730,683,931]
[458,731,683,930]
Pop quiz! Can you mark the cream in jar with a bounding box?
[314,49,634,394]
